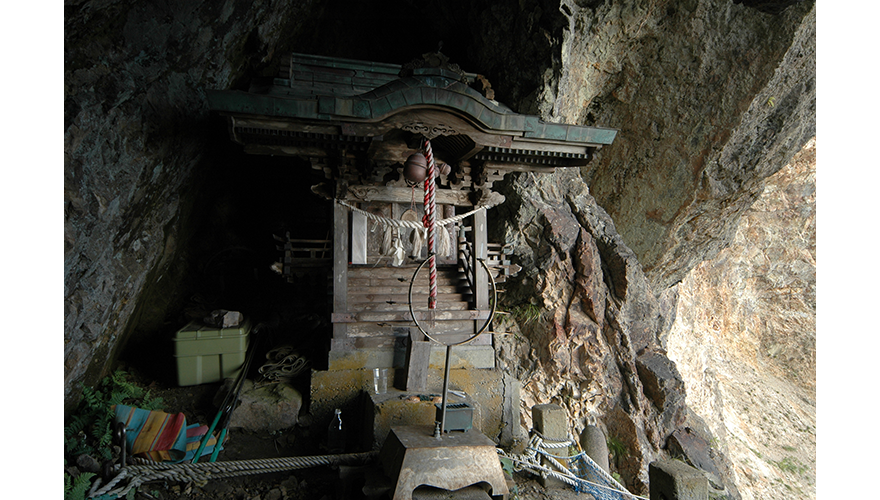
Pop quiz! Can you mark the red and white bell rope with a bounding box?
[422,138,438,309]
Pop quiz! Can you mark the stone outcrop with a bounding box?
[491,168,694,493]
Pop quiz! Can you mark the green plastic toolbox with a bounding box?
[173,320,251,386]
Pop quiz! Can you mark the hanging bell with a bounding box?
[403,153,428,183]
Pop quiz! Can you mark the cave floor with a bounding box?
[101,376,591,500]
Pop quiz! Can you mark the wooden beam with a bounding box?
[332,310,491,323]
[483,161,557,174]
[474,209,489,311]
[345,185,475,206]
[332,201,349,342]
[351,211,367,264]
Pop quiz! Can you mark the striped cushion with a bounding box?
[114,405,220,463]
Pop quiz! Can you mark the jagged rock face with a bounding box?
[667,139,816,499]
[531,0,816,290]
[491,169,691,493]
[64,0,321,409]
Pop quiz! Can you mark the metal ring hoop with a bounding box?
[408,256,497,346]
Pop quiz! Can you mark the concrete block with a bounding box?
[649,459,708,500]
[531,403,568,441]
[428,344,495,369]
[531,403,570,489]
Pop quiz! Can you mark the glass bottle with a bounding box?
[327,408,344,453]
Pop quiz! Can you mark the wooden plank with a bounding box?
[285,239,333,245]
[346,293,470,304]
[346,285,463,295]
[333,310,491,323]
[284,259,332,267]
[347,301,470,312]
[427,332,485,344]
[351,211,368,264]
[348,321,476,338]
[346,277,467,288]
[348,266,462,279]
[345,185,474,206]
[353,336,401,348]
[332,201,349,341]
[404,339,432,391]
[481,161,558,174]
[473,209,489,310]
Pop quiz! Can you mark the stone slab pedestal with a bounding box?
[379,425,509,500]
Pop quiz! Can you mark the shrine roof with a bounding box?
[207,53,617,147]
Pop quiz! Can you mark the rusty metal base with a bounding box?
[378,425,509,500]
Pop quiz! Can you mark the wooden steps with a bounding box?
[337,264,481,339]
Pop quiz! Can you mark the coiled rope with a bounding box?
[88,451,377,499]
[257,346,310,384]
[497,433,647,500]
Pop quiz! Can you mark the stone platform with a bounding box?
[309,367,525,453]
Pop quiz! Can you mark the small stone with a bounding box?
[76,454,101,473]
[264,488,283,500]
[223,310,243,328]
[280,477,299,491]
[228,380,303,433]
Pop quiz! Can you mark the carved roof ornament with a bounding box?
[400,120,458,140]
[399,48,468,83]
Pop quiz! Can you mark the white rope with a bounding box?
[335,199,495,229]
[497,431,647,500]
[497,450,647,500]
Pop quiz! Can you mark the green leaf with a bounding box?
[64,472,96,500]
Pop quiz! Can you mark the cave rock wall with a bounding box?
[520,0,815,290]
[63,0,320,409]
[491,169,729,494]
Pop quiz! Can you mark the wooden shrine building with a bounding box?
[207,52,616,429]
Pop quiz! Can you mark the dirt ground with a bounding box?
[88,372,599,500]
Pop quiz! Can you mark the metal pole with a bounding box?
[439,344,452,434]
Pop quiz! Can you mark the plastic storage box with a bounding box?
[173,320,251,386]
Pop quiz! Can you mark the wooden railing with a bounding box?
[273,234,332,282]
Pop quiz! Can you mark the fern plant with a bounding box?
[64,370,165,498]
[64,472,95,500]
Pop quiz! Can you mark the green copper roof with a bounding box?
[207,53,617,147]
